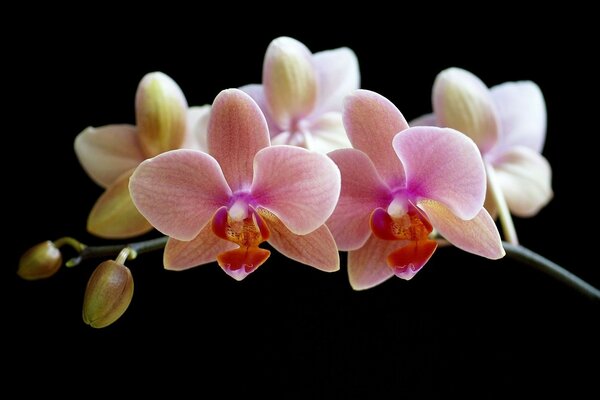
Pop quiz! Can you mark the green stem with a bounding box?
[66,236,168,267]
[53,237,87,253]
[485,162,519,245]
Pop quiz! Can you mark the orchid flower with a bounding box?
[327,90,504,290]
[74,72,210,239]
[241,36,359,153]
[413,67,552,219]
[129,89,341,281]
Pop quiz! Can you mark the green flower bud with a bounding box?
[18,241,62,280]
[83,260,134,328]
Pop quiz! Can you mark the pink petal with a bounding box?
[263,37,318,128]
[74,124,144,188]
[343,90,408,186]
[409,113,438,127]
[183,105,211,152]
[490,81,547,154]
[418,199,505,259]
[493,147,553,217]
[207,89,270,191]
[260,210,339,272]
[347,235,397,290]
[433,68,499,154]
[87,169,153,239]
[164,221,237,271]
[393,126,486,220]
[303,112,352,153]
[327,148,391,251]
[251,146,341,235]
[135,72,188,157]
[129,149,232,241]
[239,84,281,135]
[312,47,360,114]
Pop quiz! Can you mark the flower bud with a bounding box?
[83,260,134,328]
[18,241,62,280]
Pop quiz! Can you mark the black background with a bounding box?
[5,12,598,397]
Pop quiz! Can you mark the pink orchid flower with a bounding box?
[327,90,505,290]
[241,36,359,153]
[75,72,209,239]
[129,89,341,281]
[413,67,552,217]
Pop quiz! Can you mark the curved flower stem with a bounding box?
[65,236,168,267]
[485,162,519,245]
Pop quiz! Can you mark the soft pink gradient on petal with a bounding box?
[263,37,317,128]
[493,147,553,217]
[419,199,505,259]
[491,81,547,155]
[239,83,281,135]
[347,235,398,290]
[129,149,232,241]
[312,47,360,114]
[207,89,270,191]
[343,90,408,186]
[393,127,486,220]
[409,113,438,127]
[260,210,339,272]
[252,146,341,235]
[183,105,210,152]
[164,222,237,271]
[74,124,144,188]
[304,112,352,153]
[327,148,391,251]
[433,68,499,153]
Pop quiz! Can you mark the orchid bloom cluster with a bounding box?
[18,36,556,327]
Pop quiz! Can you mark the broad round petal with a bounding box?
[164,220,237,271]
[409,113,438,127]
[183,105,211,152]
[129,149,232,241]
[327,148,391,251]
[418,199,505,259]
[135,72,188,157]
[433,68,499,153]
[87,169,153,239]
[263,37,318,128]
[260,210,339,272]
[251,146,341,235]
[239,83,281,135]
[208,89,270,191]
[312,47,360,114]
[491,81,547,154]
[74,124,144,188]
[493,147,553,217]
[347,235,397,291]
[304,112,352,153]
[343,90,407,186]
[393,127,486,220]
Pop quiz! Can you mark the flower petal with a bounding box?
[418,199,505,259]
[312,47,360,114]
[393,126,486,220]
[87,169,153,239]
[207,89,270,191]
[252,146,341,235]
[433,68,499,153]
[327,148,391,251]
[260,210,339,272]
[183,105,210,152]
[74,124,144,188]
[491,81,547,154]
[343,90,407,186]
[129,149,232,241]
[409,113,438,127]
[263,37,318,128]
[164,220,237,271]
[303,112,352,153]
[135,72,188,157]
[347,235,397,291]
[493,147,553,217]
[239,83,281,135]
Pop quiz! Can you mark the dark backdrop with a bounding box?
[5,12,598,397]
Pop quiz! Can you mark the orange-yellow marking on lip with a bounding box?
[212,206,271,276]
[370,204,437,278]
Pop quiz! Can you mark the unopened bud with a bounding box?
[18,241,62,280]
[83,260,134,328]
